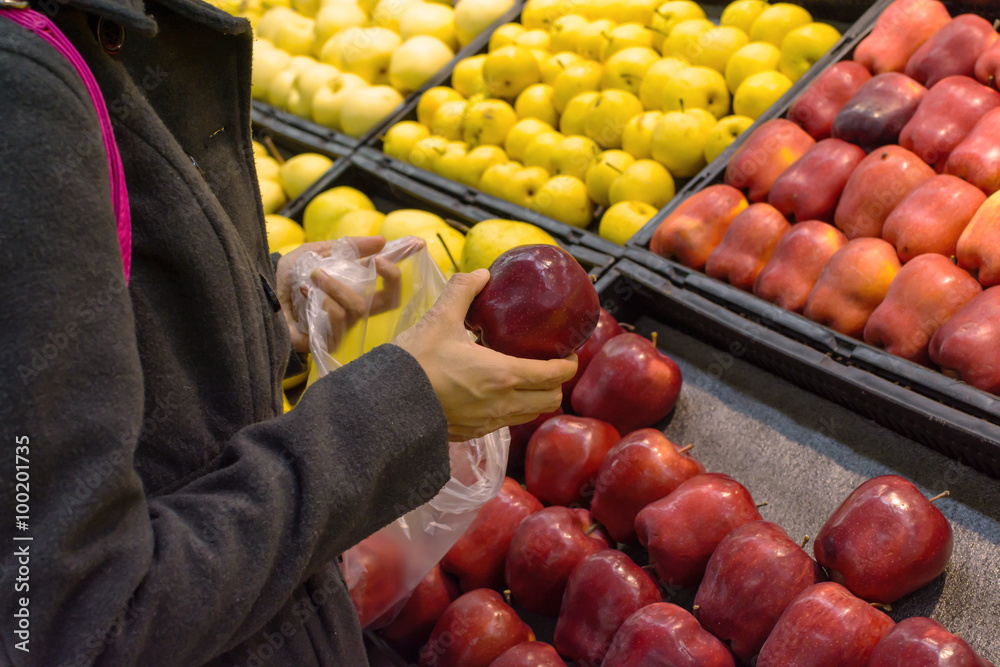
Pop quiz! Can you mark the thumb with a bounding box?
[430,269,490,327]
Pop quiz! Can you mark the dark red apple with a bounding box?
[525,415,620,507]
[554,549,662,665]
[507,409,562,477]
[377,564,460,655]
[603,603,735,667]
[756,582,895,667]
[694,521,825,663]
[635,473,763,588]
[590,429,705,544]
[347,531,406,629]
[869,617,994,667]
[442,477,543,591]
[419,589,534,667]
[490,641,567,666]
[813,475,953,604]
[562,307,624,406]
[504,506,609,616]
[465,244,600,360]
[571,333,682,434]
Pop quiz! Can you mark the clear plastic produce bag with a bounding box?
[290,237,510,628]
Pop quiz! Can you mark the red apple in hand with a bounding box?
[562,307,623,405]
[442,477,543,592]
[590,429,705,544]
[869,617,994,667]
[525,415,620,507]
[507,409,562,476]
[465,244,600,360]
[377,564,460,654]
[419,589,534,667]
[756,582,895,667]
[571,333,682,434]
[554,549,662,665]
[505,506,609,616]
[603,603,736,667]
[694,521,825,663]
[490,641,567,666]
[635,473,763,588]
[814,475,953,604]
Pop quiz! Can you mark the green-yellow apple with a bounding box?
[661,65,730,119]
[292,0,319,18]
[609,158,675,207]
[369,0,422,32]
[268,68,300,108]
[520,0,563,30]
[321,26,401,85]
[252,43,292,101]
[651,107,716,177]
[463,99,519,146]
[542,51,583,85]
[549,14,588,53]
[383,121,431,162]
[430,99,467,140]
[455,0,516,47]
[311,73,369,130]
[733,70,792,119]
[529,47,551,72]
[523,130,564,173]
[266,214,306,250]
[279,153,334,199]
[252,140,269,160]
[260,179,288,214]
[692,26,749,73]
[617,0,660,28]
[531,174,594,227]
[749,3,812,47]
[303,186,375,241]
[639,57,688,109]
[503,165,551,207]
[489,22,525,51]
[552,61,603,112]
[600,200,658,244]
[314,3,367,53]
[622,110,661,158]
[417,86,464,127]
[551,134,601,181]
[559,91,599,135]
[660,18,713,61]
[778,22,841,82]
[459,218,558,272]
[482,45,542,99]
[724,40,781,93]
[379,209,447,240]
[586,149,636,206]
[720,0,768,34]
[505,118,555,161]
[515,29,552,51]
[601,23,655,61]
[459,144,509,187]
[451,55,487,97]
[584,89,644,149]
[433,141,470,181]
[408,135,449,170]
[601,46,660,95]
[648,0,706,50]
[577,19,617,61]
[274,14,316,56]
[480,160,523,198]
[288,62,341,118]
[514,84,559,126]
[416,224,465,276]
[389,36,455,93]
[256,155,281,181]
[257,6,296,41]
[340,85,404,137]
[704,114,753,163]
[400,3,457,50]
[323,208,386,240]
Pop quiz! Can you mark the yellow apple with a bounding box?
[274,14,316,56]
[408,135,450,170]
[251,44,292,101]
[340,86,405,137]
[430,99,467,140]
[459,144,509,187]
[389,36,455,94]
[542,51,583,85]
[489,23,525,51]
[266,214,306,249]
[451,55,488,97]
[459,218,558,271]
[650,108,716,177]
[733,70,792,119]
[379,209,447,240]
[661,65,730,119]
[292,0,319,18]
[749,3,812,47]
[583,89,643,149]
[435,141,470,181]
[577,19,617,62]
[417,86,464,127]
[559,91,599,135]
[552,61,603,113]
[383,121,431,162]
[325,208,386,238]
[692,26,749,73]
[520,0,564,30]
[288,62,341,118]
[418,224,465,276]
[257,6,296,41]
[601,23,655,61]
[268,68,300,108]
[514,84,558,126]
[622,110,661,159]
[586,149,635,207]
[617,0,661,27]
[576,0,618,21]
[370,0,422,32]
[609,159,675,207]
[601,46,660,96]
[521,131,563,175]
[638,57,688,110]
[504,118,554,161]
[549,14,588,53]
[648,1,706,50]
[483,46,542,100]
[779,22,841,82]
[479,160,523,198]
[551,135,601,181]
[314,3,367,53]
[260,179,288,214]
[599,200,657,244]
[303,186,375,241]
[515,29,552,51]
[704,114,753,163]
[311,73,368,130]
[724,40,781,93]
[256,155,281,181]
[252,140,269,160]
[463,99,519,146]
[321,27,401,85]
[529,47,551,72]
[454,0,517,47]
[400,3,458,50]
[531,175,594,228]
[659,18,713,60]
[279,153,335,199]
[720,0,768,34]
[503,165,551,207]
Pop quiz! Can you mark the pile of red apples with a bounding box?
[651,0,1000,397]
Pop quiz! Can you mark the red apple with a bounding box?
[768,138,867,224]
[814,475,953,604]
[419,589,534,667]
[753,220,849,313]
[465,244,600,360]
[832,73,927,152]
[756,582,895,667]
[725,119,816,202]
[442,477,543,591]
[705,203,792,291]
[693,521,825,663]
[787,61,872,140]
[504,506,609,616]
[490,642,566,666]
[525,415,620,507]
[945,107,1000,195]
[571,333,682,435]
[929,286,1000,395]
[904,15,999,89]
[869,617,994,667]
[603,603,736,667]
[507,409,562,477]
[853,0,951,75]
[562,307,624,404]
[635,473,763,588]
[554,549,662,665]
[347,531,406,629]
[590,429,705,544]
[377,564,461,655]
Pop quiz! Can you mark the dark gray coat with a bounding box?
[0,0,450,664]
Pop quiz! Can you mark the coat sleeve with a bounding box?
[0,38,450,666]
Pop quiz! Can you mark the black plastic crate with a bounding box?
[253,101,358,157]
[279,150,615,277]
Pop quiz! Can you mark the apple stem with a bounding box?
[584,522,603,536]
[590,274,597,283]
[678,444,694,454]
[651,331,658,347]
[800,535,811,548]
[641,563,657,571]
[503,589,513,606]
[436,232,460,273]
[756,501,769,508]
[870,602,893,613]
[444,218,472,234]
[620,323,635,332]
[262,135,285,165]
[929,490,950,503]
[692,604,700,619]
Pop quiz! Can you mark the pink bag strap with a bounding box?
[0,6,132,283]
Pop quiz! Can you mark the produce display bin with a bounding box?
[279,150,616,277]
[252,101,357,157]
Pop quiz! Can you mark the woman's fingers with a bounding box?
[506,354,579,391]
[371,256,402,315]
[348,235,387,258]
[311,269,369,326]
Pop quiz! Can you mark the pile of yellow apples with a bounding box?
[379,0,841,243]
[237,0,518,138]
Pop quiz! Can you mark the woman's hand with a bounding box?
[276,237,402,353]
[394,270,578,441]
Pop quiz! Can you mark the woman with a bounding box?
[0,0,575,664]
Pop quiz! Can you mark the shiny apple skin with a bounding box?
[508,409,562,477]
[561,307,624,402]
[602,603,736,667]
[490,641,567,666]
[419,589,534,667]
[869,617,992,667]
[377,564,460,654]
[525,415,621,507]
